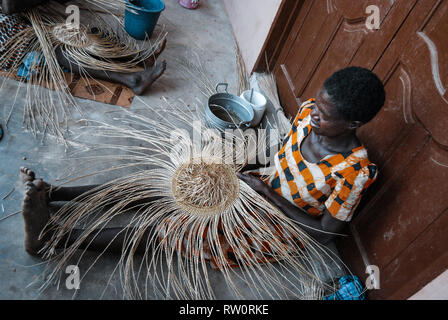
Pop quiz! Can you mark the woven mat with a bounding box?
[0,70,135,108]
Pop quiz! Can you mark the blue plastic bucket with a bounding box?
[125,0,165,40]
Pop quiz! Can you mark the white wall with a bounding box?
[223,0,283,73]
[409,269,448,300]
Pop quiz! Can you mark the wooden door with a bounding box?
[264,0,448,299]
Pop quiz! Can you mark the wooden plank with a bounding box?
[373,0,440,80]
[358,138,448,268]
[253,0,305,72]
[273,0,314,76]
[404,0,448,147]
[351,0,418,69]
[301,17,368,99]
[289,0,338,95]
[373,209,448,299]
[299,0,396,99]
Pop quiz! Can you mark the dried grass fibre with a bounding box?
[257,72,292,138]
[0,0,167,145]
[172,161,240,216]
[37,99,345,300]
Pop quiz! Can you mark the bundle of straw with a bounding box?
[37,100,344,300]
[236,44,249,96]
[257,72,292,138]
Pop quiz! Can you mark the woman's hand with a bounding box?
[236,172,268,195]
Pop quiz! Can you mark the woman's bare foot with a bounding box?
[20,167,35,183]
[22,180,52,255]
[131,59,167,95]
[20,168,52,255]
[20,167,51,200]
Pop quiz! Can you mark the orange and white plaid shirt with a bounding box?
[266,99,378,222]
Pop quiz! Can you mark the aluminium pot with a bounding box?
[205,83,254,131]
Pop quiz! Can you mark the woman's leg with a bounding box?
[57,226,154,254]
[54,37,167,95]
[20,167,161,205]
[20,168,155,255]
[20,167,100,202]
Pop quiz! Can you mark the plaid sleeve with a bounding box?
[289,98,315,126]
[282,98,315,146]
[294,98,315,124]
[325,164,378,222]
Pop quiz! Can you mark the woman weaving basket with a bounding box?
[18,67,385,298]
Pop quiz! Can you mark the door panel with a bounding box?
[299,0,394,99]
[408,4,448,146]
[272,0,448,299]
[351,0,448,299]
[274,0,398,115]
[384,209,448,299]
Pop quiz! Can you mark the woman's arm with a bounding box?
[237,173,347,245]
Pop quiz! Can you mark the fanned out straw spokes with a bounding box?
[85,0,128,11]
[176,53,216,98]
[18,10,75,144]
[57,26,167,73]
[35,100,349,300]
[236,44,250,96]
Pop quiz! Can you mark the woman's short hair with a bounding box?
[323,66,385,124]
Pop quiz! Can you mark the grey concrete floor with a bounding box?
[0,0,344,300]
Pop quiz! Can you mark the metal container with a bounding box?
[205,83,254,131]
[125,0,165,40]
[240,89,267,127]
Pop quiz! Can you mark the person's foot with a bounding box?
[142,35,167,69]
[131,59,167,95]
[22,179,52,255]
[20,167,51,199]
[20,167,35,184]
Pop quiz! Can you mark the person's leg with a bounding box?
[20,167,99,202]
[22,179,52,255]
[56,225,154,255]
[54,37,167,96]
[95,33,167,71]
[21,173,155,255]
[20,166,162,205]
